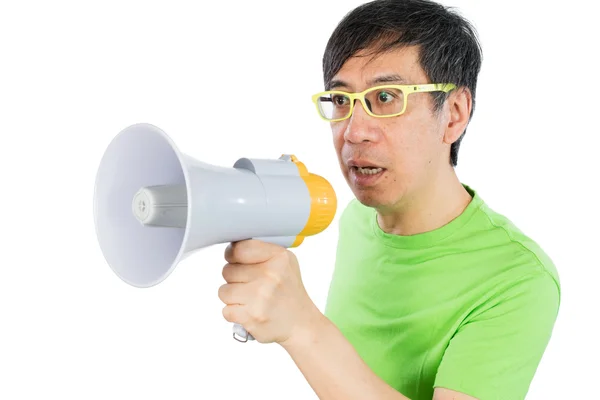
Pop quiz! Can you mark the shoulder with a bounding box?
[467,196,561,307]
[481,201,559,282]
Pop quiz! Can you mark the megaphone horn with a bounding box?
[93,123,337,343]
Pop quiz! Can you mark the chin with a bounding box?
[349,181,406,211]
[351,188,387,208]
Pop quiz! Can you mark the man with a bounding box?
[218,1,561,399]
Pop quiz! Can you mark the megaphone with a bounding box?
[93,123,337,342]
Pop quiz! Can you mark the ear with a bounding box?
[443,87,472,145]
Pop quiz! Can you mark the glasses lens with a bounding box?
[364,87,405,116]
[317,92,351,120]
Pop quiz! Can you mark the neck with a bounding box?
[376,165,472,236]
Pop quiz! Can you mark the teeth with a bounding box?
[356,167,383,175]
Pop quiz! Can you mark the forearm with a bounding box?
[280,307,410,400]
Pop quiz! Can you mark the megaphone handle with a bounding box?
[233,323,255,342]
[229,236,295,343]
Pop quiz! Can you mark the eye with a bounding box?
[332,94,349,106]
[377,91,394,103]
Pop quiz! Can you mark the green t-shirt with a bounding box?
[324,185,560,400]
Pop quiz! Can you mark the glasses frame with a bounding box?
[311,83,457,122]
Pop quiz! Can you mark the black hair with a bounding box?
[322,0,483,166]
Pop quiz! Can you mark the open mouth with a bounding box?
[351,166,385,175]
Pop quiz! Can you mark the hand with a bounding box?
[218,239,319,345]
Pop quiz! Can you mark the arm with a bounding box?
[279,268,559,400]
[280,307,411,400]
[219,240,486,400]
[280,308,479,400]
[219,240,411,399]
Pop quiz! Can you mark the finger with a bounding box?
[222,262,263,283]
[218,282,253,305]
[224,239,284,264]
[222,304,247,325]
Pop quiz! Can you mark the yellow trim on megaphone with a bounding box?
[284,155,337,247]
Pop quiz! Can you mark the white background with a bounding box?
[1,0,598,398]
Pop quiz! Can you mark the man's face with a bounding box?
[329,46,451,210]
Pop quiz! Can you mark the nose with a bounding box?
[342,99,379,144]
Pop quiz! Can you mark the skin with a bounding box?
[218,45,477,400]
[330,46,473,236]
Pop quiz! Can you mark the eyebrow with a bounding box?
[328,74,407,90]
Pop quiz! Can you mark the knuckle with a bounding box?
[258,283,274,300]
[217,284,228,302]
[224,242,240,262]
[221,264,233,280]
[265,269,283,287]
[222,306,233,322]
[249,308,268,324]
[275,250,290,265]
[265,255,287,278]
[226,241,249,263]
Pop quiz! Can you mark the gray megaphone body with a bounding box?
[93,123,337,342]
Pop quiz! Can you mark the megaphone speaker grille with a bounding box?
[93,123,189,287]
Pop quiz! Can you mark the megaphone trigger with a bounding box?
[233,323,254,342]
[93,123,337,344]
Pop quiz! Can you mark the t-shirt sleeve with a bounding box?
[433,270,560,400]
